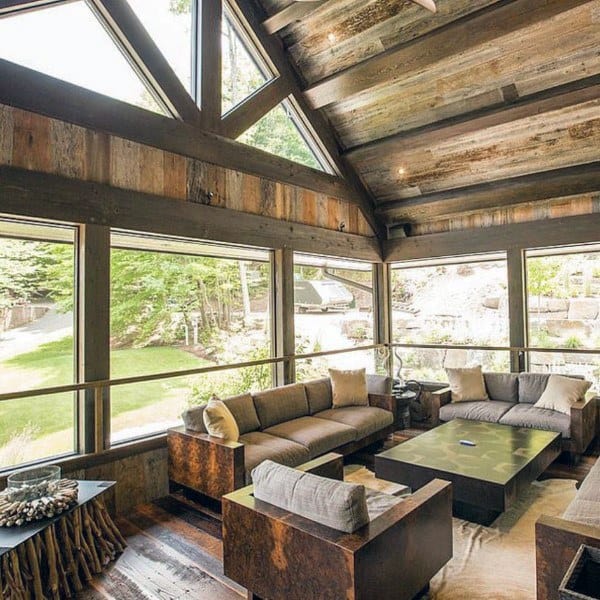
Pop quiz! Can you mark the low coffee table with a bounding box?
[375,419,561,525]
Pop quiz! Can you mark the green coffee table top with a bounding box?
[377,419,561,486]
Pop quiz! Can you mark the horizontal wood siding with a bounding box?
[0,104,374,238]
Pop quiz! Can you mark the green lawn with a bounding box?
[0,337,206,447]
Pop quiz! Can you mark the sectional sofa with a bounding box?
[168,375,396,499]
[430,372,597,458]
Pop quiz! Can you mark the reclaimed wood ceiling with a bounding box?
[257,0,600,235]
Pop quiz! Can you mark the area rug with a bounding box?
[345,465,577,600]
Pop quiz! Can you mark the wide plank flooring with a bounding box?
[78,429,599,599]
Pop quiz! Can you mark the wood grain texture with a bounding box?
[0,103,375,238]
[223,477,452,600]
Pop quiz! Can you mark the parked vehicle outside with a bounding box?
[294,280,354,312]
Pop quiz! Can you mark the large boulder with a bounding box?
[545,319,590,338]
[482,296,500,309]
[530,297,569,313]
[568,298,599,320]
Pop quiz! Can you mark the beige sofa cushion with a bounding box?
[305,378,333,414]
[329,368,369,408]
[265,416,357,459]
[253,383,309,429]
[314,406,393,438]
[240,432,310,485]
[252,460,369,533]
[534,374,591,415]
[222,393,261,434]
[446,366,489,403]
[202,399,240,441]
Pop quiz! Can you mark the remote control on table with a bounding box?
[459,439,476,446]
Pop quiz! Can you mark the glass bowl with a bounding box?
[6,465,61,501]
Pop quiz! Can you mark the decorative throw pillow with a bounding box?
[329,368,369,408]
[534,375,591,415]
[202,397,240,441]
[446,366,489,403]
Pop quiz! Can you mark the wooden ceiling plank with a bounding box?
[89,0,202,127]
[378,163,600,223]
[263,0,326,34]
[347,76,600,162]
[199,0,223,132]
[221,78,289,139]
[228,0,386,239]
[304,0,592,109]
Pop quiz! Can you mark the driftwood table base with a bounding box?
[0,497,126,599]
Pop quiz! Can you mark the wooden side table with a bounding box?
[0,480,126,599]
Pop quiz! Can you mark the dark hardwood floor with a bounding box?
[78,428,599,599]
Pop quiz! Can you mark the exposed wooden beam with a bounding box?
[0,58,358,203]
[199,0,222,132]
[378,163,600,222]
[304,0,591,109]
[383,213,600,263]
[346,76,600,161]
[0,165,382,262]
[227,0,386,239]
[506,248,527,373]
[263,0,326,35]
[273,248,296,384]
[89,0,202,127]
[221,77,288,139]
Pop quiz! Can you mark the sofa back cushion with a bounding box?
[223,393,261,434]
[182,405,208,432]
[483,373,519,403]
[252,460,369,533]
[253,383,309,429]
[518,372,584,404]
[304,378,333,414]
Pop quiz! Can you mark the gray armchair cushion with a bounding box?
[366,373,394,395]
[365,488,404,521]
[499,404,571,438]
[252,460,369,533]
[223,393,261,434]
[264,416,356,458]
[518,373,551,404]
[484,373,519,403]
[240,432,310,485]
[253,383,309,429]
[304,378,333,414]
[182,404,208,432]
[314,406,394,438]
[563,458,600,527]
[439,400,515,424]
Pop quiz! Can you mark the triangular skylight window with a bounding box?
[238,99,327,171]
[126,0,193,95]
[0,1,166,115]
[222,9,273,115]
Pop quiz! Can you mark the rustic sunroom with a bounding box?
[0,0,598,598]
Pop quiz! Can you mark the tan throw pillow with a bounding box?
[329,368,369,408]
[446,366,489,403]
[534,375,591,415]
[202,397,240,441]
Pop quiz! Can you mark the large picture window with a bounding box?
[293,253,376,380]
[109,232,272,442]
[526,245,600,390]
[391,255,510,381]
[0,220,76,468]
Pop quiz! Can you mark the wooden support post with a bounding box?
[507,248,527,373]
[199,0,222,132]
[272,248,295,385]
[78,225,111,453]
[373,263,392,376]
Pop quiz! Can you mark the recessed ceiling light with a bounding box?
[327,32,337,44]
[398,166,406,177]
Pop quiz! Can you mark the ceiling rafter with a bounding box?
[221,77,288,139]
[227,0,386,239]
[377,163,600,223]
[263,0,326,35]
[303,0,591,110]
[347,76,600,163]
[199,0,222,132]
[88,0,202,127]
